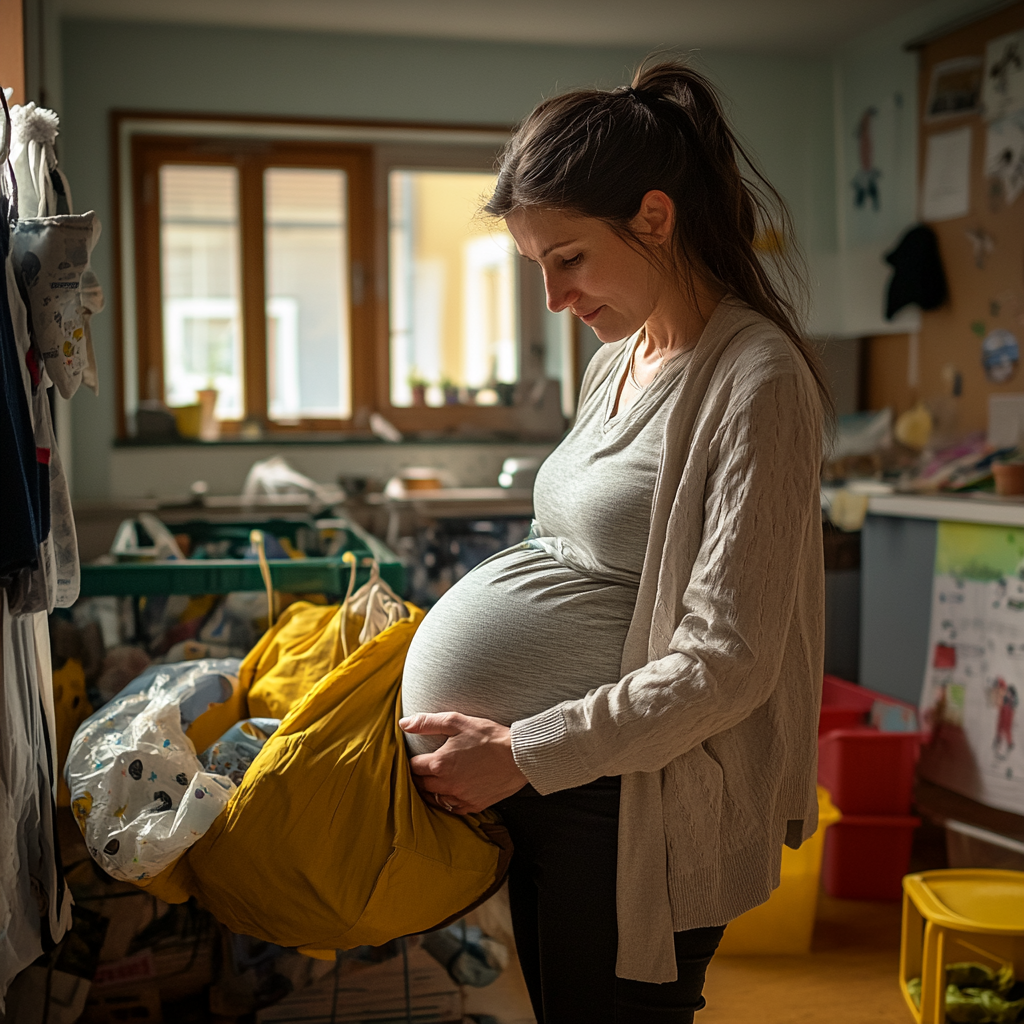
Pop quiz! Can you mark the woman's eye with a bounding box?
[563,253,583,268]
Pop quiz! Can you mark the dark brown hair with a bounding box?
[485,58,833,422]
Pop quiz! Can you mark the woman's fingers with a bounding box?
[403,713,527,811]
[433,792,460,813]
[408,769,466,814]
[408,762,445,788]
[399,712,466,736]
[408,755,472,810]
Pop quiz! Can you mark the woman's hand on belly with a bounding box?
[400,712,528,814]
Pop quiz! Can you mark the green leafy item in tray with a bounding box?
[907,963,1024,1024]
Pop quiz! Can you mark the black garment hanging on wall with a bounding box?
[885,224,949,320]
[0,193,44,582]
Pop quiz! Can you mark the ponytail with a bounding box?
[485,58,834,426]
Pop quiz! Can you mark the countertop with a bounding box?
[867,491,1024,527]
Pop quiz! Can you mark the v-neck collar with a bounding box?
[604,333,691,429]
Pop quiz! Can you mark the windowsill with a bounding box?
[113,431,565,448]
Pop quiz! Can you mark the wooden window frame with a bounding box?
[115,114,567,441]
[132,135,374,434]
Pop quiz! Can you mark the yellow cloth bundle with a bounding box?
[137,600,510,955]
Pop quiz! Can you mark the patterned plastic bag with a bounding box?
[65,660,242,882]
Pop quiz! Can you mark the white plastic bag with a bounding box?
[65,660,242,882]
[242,455,342,506]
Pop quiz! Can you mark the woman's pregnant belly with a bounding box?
[401,546,637,755]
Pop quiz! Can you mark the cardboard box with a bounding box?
[81,985,162,1024]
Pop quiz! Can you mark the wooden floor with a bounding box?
[700,895,908,1024]
[467,893,910,1023]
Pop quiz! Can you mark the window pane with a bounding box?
[160,165,244,419]
[265,168,350,421]
[389,170,516,408]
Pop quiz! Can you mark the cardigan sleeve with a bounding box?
[510,365,822,794]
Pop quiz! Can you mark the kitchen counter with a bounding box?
[868,491,1024,527]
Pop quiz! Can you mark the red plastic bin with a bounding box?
[817,728,926,816]
[821,814,921,900]
[819,675,876,735]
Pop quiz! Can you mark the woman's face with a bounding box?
[506,206,666,344]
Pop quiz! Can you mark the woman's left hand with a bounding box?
[399,712,528,814]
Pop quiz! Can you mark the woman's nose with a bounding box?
[544,272,578,314]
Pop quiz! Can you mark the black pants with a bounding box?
[497,776,724,1024]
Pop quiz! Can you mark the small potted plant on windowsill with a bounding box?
[408,371,428,407]
[441,377,460,406]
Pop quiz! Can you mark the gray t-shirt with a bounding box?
[401,341,691,754]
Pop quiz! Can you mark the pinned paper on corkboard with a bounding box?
[927,56,984,120]
[983,31,1024,121]
[985,112,1024,203]
[922,125,973,220]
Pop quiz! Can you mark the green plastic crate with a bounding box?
[79,516,404,597]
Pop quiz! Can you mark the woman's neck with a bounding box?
[640,276,725,361]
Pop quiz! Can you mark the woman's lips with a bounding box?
[577,306,604,324]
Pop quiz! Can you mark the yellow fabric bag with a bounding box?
[243,600,357,720]
[139,601,511,954]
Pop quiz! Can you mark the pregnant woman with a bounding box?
[400,60,830,1024]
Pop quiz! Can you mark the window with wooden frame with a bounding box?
[121,118,575,440]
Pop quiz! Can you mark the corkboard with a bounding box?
[866,2,1024,433]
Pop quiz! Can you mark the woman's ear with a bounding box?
[630,190,675,247]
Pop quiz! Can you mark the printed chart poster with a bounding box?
[919,521,1024,815]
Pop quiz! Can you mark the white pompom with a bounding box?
[11,101,60,147]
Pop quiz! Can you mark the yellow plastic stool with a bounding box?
[899,869,1024,1023]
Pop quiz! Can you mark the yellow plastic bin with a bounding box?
[717,786,842,955]
[170,403,202,438]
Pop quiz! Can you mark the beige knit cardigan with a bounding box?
[509,297,825,984]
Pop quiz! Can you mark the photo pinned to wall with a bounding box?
[921,125,972,221]
[926,56,983,120]
[981,328,1019,383]
[985,112,1024,204]
[852,106,881,210]
[983,31,1024,121]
